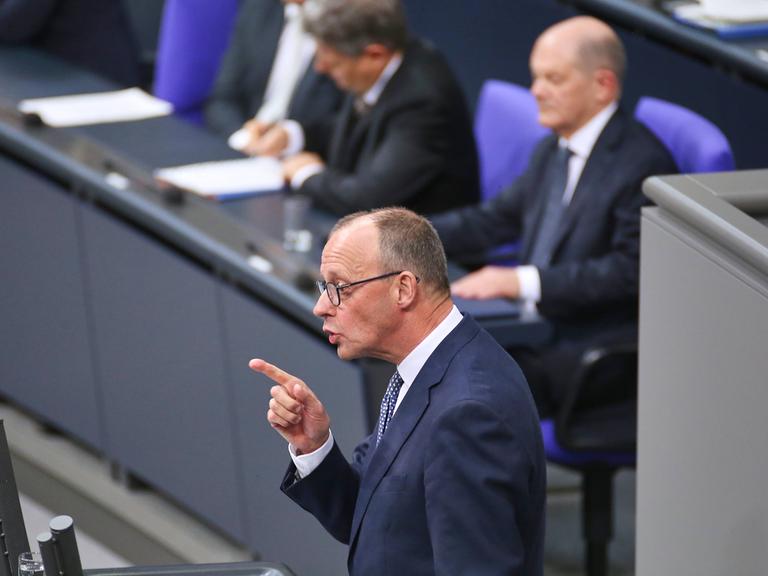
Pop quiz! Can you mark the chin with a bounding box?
[538,115,558,131]
[336,346,361,361]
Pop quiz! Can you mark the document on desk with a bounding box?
[154,157,285,200]
[18,88,173,127]
[671,1,768,38]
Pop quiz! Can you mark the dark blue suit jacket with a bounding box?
[432,108,676,326]
[282,314,545,575]
[204,0,342,138]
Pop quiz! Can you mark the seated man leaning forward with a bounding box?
[250,0,480,216]
[431,16,677,416]
[249,207,545,576]
[204,0,342,150]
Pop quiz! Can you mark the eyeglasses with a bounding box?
[317,271,409,306]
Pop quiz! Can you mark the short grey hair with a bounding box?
[331,207,450,296]
[303,0,408,56]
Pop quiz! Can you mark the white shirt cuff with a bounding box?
[289,429,334,478]
[290,163,324,189]
[516,265,542,302]
[281,119,305,156]
[228,128,250,151]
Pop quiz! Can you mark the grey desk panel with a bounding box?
[82,204,246,541]
[0,155,102,448]
[222,285,366,576]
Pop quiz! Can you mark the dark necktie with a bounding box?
[376,370,404,446]
[353,96,372,117]
[528,144,572,268]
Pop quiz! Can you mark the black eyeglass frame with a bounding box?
[316,270,419,306]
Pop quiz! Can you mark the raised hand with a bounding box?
[249,358,331,455]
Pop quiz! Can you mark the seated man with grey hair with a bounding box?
[251,207,545,575]
[251,0,480,216]
[431,16,677,416]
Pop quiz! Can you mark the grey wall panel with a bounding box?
[637,211,768,576]
[81,204,246,540]
[0,156,102,448]
[221,285,368,576]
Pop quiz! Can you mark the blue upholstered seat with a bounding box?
[153,0,239,124]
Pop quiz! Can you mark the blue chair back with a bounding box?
[634,96,735,173]
[154,0,239,124]
[474,79,550,201]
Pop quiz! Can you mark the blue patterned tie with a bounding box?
[376,370,404,446]
[529,144,572,268]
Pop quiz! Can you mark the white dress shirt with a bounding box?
[227,4,315,151]
[516,101,619,304]
[290,305,463,478]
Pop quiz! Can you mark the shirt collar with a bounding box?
[560,101,618,159]
[284,3,301,19]
[361,52,403,108]
[397,305,463,387]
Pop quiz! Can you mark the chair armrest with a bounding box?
[555,341,638,453]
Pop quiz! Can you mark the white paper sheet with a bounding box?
[18,88,173,127]
[679,0,768,23]
[154,157,285,199]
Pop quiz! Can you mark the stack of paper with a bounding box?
[154,157,285,200]
[698,0,768,21]
[18,88,173,127]
[673,0,768,38]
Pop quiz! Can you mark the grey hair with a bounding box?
[303,0,408,56]
[331,207,450,296]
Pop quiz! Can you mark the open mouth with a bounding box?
[324,328,340,345]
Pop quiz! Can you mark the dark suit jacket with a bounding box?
[432,108,676,328]
[204,0,342,138]
[0,0,140,86]
[300,38,480,216]
[282,315,545,576]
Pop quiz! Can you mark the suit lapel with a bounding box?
[328,96,357,166]
[548,111,626,259]
[347,316,480,550]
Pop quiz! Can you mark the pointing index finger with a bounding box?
[249,358,296,389]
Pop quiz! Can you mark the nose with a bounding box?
[313,291,332,318]
[530,78,543,99]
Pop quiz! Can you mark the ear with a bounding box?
[363,43,391,62]
[394,272,419,308]
[594,68,619,104]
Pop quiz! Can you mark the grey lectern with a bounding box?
[0,421,29,576]
[638,170,768,575]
